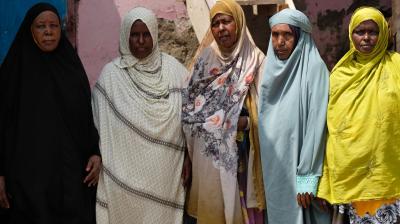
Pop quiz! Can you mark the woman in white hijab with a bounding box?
[92,7,188,224]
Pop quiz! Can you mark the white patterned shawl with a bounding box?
[93,7,188,224]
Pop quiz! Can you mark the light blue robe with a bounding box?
[258,9,331,224]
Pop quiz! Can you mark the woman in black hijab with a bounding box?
[0,3,101,223]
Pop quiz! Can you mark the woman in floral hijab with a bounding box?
[182,0,265,223]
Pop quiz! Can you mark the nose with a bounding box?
[363,32,370,41]
[44,26,52,35]
[138,34,144,44]
[218,22,225,32]
[278,35,285,46]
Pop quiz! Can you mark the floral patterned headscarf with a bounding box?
[182,0,264,174]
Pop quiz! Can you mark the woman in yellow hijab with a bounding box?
[318,7,400,223]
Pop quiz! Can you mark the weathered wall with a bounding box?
[77,0,198,85]
[294,0,391,69]
[77,0,392,82]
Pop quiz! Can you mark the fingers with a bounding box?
[300,193,306,208]
[297,193,314,208]
[317,197,330,212]
[296,194,302,207]
[85,169,100,187]
[86,158,94,172]
[0,176,10,209]
[83,168,95,185]
[0,191,10,209]
[84,156,101,187]
[305,193,311,208]
[88,174,99,187]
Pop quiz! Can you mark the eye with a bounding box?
[211,21,219,28]
[353,29,364,36]
[284,32,294,39]
[36,24,46,29]
[144,32,151,38]
[222,19,232,25]
[370,30,379,35]
[50,23,59,28]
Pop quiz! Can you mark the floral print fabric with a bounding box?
[348,200,400,224]
[182,50,256,174]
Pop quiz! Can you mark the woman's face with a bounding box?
[129,20,153,59]
[211,13,237,49]
[31,11,61,52]
[352,20,379,54]
[271,24,296,60]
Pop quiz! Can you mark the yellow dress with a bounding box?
[317,7,400,208]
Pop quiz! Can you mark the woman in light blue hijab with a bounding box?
[258,9,331,224]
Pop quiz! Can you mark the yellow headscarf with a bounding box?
[318,7,400,204]
[210,0,243,39]
[346,7,388,64]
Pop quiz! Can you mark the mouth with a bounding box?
[218,35,230,42]
[359,44,374,51]
[276,49,288,54]
[136,47,147,52]
[42,40,56,45]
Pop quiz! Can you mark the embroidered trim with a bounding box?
[296,175,319,195]
[95,83,185,152]
[103,166,184,210]
[96,198,108,209]
[169,88,183,93]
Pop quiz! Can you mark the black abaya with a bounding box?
[0,3,100,224]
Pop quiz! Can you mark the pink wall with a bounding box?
[77,0,188,86]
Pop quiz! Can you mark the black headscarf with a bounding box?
[0,3,100,175]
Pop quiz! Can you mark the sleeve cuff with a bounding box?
[296,175,319,195]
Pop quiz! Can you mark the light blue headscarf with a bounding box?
[258,9,330,224]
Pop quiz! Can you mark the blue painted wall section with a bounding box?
[0,0,67,64]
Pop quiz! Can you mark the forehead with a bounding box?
[271,23,292,33]
[130,20,150,32]
[212,13,233,23]
[34,10,59,22]
[354,19,379,30]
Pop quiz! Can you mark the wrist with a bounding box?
[296,175,319,195]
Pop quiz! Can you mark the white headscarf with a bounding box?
[114,7,168,98]
[93,7,188,224]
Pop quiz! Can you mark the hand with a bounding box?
[297,192,314,208]
[0,176,10,208]
[237,116,248,131]
[181,154,192,189]
[315,197,330,212]
[83,155,102,187]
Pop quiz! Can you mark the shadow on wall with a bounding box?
[242,5,272,54]
[0,0,67,64]
[77,0,121,86]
